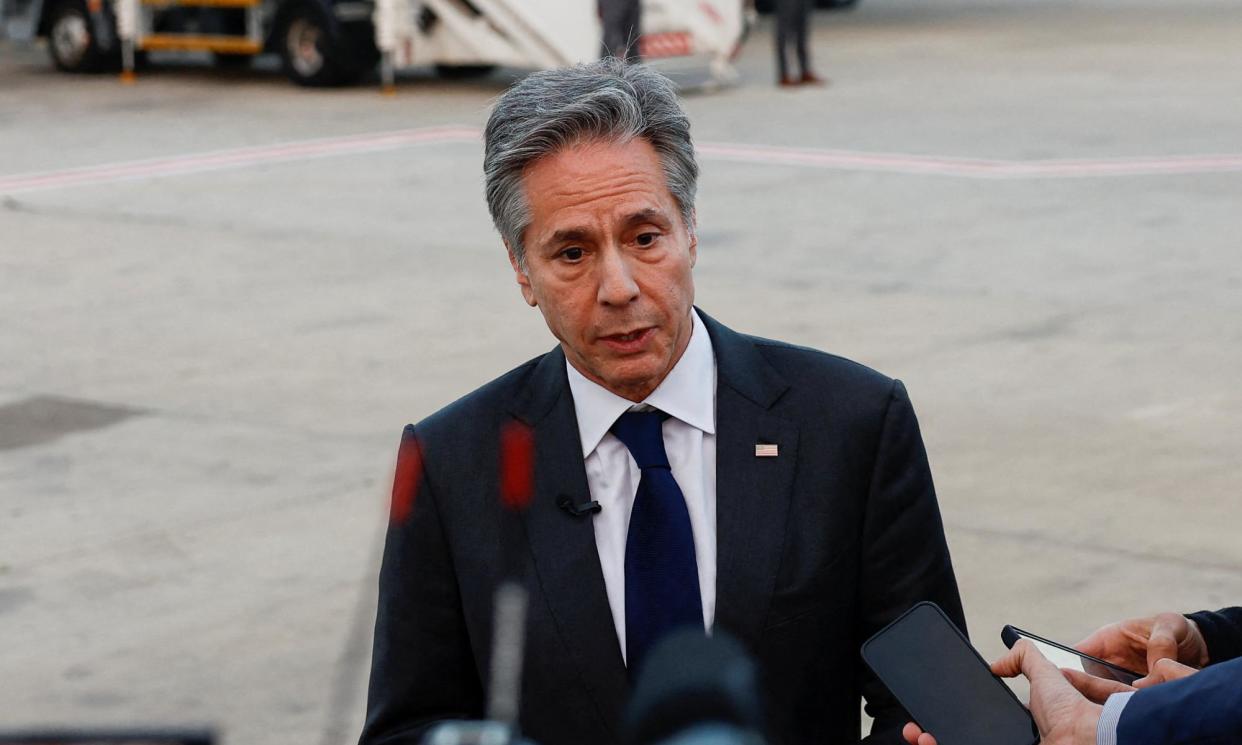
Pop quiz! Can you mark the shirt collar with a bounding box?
[565,309,717,458]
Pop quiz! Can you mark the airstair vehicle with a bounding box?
[0,0,747,88]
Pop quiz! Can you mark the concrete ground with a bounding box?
[2,0,1241,741]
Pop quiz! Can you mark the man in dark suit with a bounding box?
[904,607,1242,745]
[360,58,965,745]
[599,0,642,62]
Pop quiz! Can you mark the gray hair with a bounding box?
[483,58,699,268]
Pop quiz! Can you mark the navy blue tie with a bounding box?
[611,409,704,674]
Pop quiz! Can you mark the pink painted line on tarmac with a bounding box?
[697,141,1242,179]
[1006,154,1242,177]
[0,125,482,195]
[697,142,1010,177]
[4,128,1242,195]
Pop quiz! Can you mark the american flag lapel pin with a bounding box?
[755,443,779,458]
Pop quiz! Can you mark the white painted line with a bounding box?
[3,125,1241,196]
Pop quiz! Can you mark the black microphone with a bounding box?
[623,629,767,745]
[557,494,602,517]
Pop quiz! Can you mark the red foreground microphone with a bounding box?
[390,426,423,526]
[498,420,535,513]
[489,419,536,732]
[417,420,538,742]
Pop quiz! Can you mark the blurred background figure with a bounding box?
[600,0,642,62]
[774,0,823,86]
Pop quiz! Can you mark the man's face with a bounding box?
[509,137,698,402]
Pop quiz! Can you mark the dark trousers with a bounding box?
[775,0,812,79]
[600,0,642,62]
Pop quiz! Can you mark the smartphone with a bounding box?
[862,602,1038,745]
[1001,625,1143,685]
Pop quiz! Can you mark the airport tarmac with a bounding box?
[2,0,1241,742]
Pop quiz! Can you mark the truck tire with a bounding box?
[46,0,114,73]
[276,3,377,86]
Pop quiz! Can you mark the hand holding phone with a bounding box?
[863,603,1038,745]
[1001,626,1143,685]
[1075,613,1210,674]
[903,636,1132,745]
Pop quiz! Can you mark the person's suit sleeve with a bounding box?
[857,381,968,743]
[359,425,484,745]
[1186,607,1242,665]
[1115,655,1242,745]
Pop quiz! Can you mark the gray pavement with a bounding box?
[2,0,1241,742]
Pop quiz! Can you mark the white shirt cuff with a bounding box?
[1096,690,1135,745]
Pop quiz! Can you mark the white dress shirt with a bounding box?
[565,309,717,664]
[1096,691,1134,745]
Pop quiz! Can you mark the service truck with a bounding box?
[0,0,747,88]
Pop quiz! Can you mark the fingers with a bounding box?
[902,723,921,745]
[901,722,938,745]
[1182,617,1211,667]
[1077,613,1207,673]
[1074,624,1111,659]
[1061,668,1134,704]
[1135,658,1198,688]
[1075,620,1149,672]
[1146,614,1185,671]
[992,639,1062,684]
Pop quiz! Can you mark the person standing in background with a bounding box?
[775,0,824,86]
[600,0,642,62]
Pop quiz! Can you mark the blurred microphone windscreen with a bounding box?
[390,425,423,526]
[623,629,765,745]
[499,420,535,512]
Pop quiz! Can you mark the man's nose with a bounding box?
[596,249,640,306]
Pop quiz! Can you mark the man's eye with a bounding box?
[561,247,585,261]
[636,233,658,247]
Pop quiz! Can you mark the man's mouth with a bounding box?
[608,329,645,342]
[599,327,655,351]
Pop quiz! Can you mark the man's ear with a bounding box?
[506,242,538,307]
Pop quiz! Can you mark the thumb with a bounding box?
[992,640,1062,686]
[1136,658,1198,688]
[992,644,1025,679]
[1146,617,1182,671]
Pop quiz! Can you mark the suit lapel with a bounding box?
[701,312,800,646]
[509,349,629,730]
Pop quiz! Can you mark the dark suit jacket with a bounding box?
[1187,606,1242,665]
[1117,654,1242,745]
[360,311,966,745]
